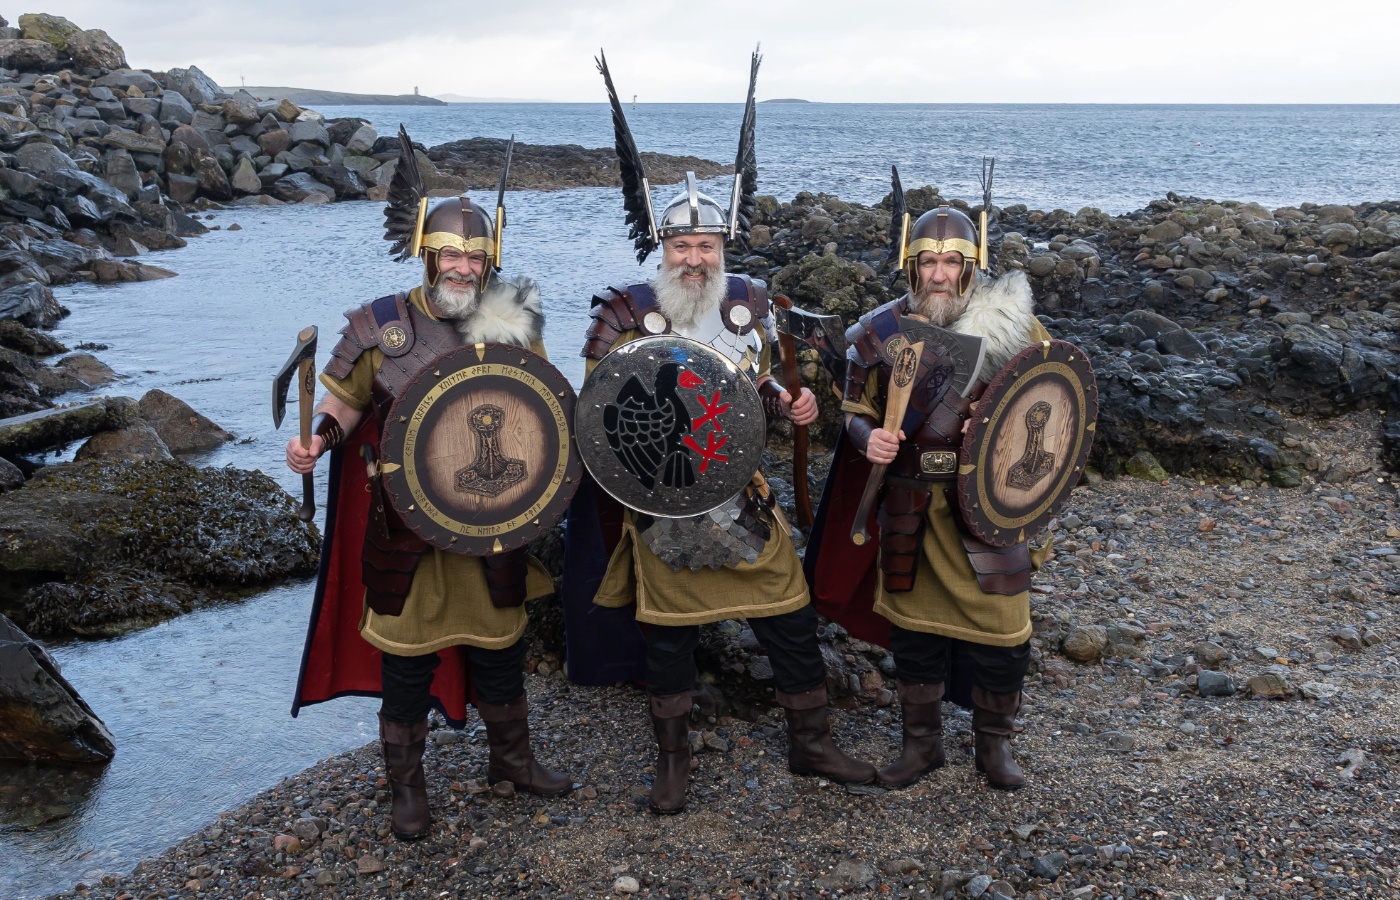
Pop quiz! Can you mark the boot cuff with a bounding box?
[379,712,429,744]
[775,684,828,711]
[476,693,528,723]
[897,680,945,705]
[649,691,693,718]
[971,686,1022,715]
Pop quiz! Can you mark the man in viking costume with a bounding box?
[807,164,1052,791]
[564,49,875,816]
[285,128,570,842]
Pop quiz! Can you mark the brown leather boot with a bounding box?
[478,695,573,797]
[379,713,431,841]
[877,681,945,789]
[648,691,692,815]
[972,686,1026,791]
[776,685,877,785]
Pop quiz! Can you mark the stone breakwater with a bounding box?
[731,187,1400,484]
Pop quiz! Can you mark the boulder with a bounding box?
[222,91,260,126]
[13,141,83,183]
[94,69,161,94]
[345,123,377,155]
[269,172,335,203]
[308,164,366,199]
[75,421,174,462]
[169,123,211,154]
[0,459,320,637]
[257,128,291,158]
[0,397,139,456]
[287,119,329,147]
[138,389,234,453]
[162,65,221,105]
[0,282,63,328]
[0,39,59,70]
[192,150,233,200]
[273,98,301,122]
[53,352,117,387]
[158,90,194,126]
[0,614,116,764]
[229,156,260,194]
[0,456,21,491]
[99,127,165,155]
[1062,624,1109,662]
[17,13,81,50]
[67,28,127,70]
[165,173,199,204]
[101,148,140,199]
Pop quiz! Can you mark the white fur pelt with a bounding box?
[948,270,1037,373]
[455,275,545,346]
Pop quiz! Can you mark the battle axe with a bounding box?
[771,299,847,528]
[273,325,318,522]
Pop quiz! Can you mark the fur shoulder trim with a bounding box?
[460,276,545,347]
[951,270,1036,372]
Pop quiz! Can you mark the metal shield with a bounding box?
[957,339,1098,547]
[380,343,581,556]
[577,334,765,517]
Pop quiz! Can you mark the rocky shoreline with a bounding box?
[43,415,1398,900]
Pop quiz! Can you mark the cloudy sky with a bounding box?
[28,1,1400,103]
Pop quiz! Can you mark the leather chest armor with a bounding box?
[844,295,1033,597]
[582,274,770,361]
[326,292,530,615]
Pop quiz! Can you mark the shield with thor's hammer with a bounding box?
[378,343,582,556]
[273,325,318,521]
[577,334,765,518]
[958,339,1098,547]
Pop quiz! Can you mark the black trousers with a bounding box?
[888,625,1029,695]
[379,638,527,724]
[646,602,826,697]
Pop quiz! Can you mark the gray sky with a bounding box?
[31,1,1400,103]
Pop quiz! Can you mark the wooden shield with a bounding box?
[957,340,1097,547]
[380,343,581,556]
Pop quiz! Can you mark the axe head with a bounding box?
[897,319,986,397]
[272,325,318,429]
[773,304,848,383]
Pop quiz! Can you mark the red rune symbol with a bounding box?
[691,390,729,433]
[678,369,704,390]
[682,431,729,473]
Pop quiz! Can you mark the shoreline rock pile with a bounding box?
[737,188,1400,484]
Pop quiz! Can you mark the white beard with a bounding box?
[651,260,726,331]
[912,283,969,326]
[453,275,545,347]
[428,273,479,319]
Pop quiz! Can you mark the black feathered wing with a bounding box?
[596,50,657,264]
[888,164,907,285]
[727,46,762,256]
[384,125,426,262]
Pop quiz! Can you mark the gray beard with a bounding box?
[912,283,968,326]
[427,274,479,320]
[651,261,726,331]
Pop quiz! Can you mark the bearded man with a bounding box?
[562,51,876,816]
[808,171,1052,792]
[286,129,569,843]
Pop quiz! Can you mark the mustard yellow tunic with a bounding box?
[319,287,552,654]
[840,321,1051,647]
[588,329,810,627]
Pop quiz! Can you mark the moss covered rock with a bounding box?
[0,459,320,636]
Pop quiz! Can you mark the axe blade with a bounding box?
[896,320,986,396]
[773,304,848,382]
[273,325,318,429]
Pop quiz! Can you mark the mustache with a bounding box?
[441,271,477,285]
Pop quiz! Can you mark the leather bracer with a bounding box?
[877,479,933,593]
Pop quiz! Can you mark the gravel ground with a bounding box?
[49,414,1399,900]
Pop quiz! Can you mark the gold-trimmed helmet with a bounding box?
[888,158,995,296]
[383,125,515,289]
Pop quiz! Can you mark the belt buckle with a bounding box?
[920,450,957,475]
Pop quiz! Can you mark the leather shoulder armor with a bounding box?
[582,285,660,359]
[325,293,411,379]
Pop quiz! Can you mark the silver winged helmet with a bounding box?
[596,47,761,263]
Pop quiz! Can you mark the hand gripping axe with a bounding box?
[771,298,848,528]
[273,325,318,522]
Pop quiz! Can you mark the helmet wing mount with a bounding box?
[726,45,761,255]
[888,164,909,286]
[978,156,996,273]
[385,124,428,262]
[597,49,659,263]
[494,135,515,272]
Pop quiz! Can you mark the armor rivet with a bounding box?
[433,369,441,377]
[408,504,415,510]
[399,416,407,422]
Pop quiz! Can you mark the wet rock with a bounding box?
[75,421,173,462]
[0,282,64,328]
[54,352,117,387]
[0,396,138,456]
[0,458,319,636]
[137,389,234,453]
[0,613,115,763]
[0,457,22,491]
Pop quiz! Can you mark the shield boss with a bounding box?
[380,343,580,555]
[958,340,1098,547]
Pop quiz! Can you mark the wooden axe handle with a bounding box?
[772,294,812,528]
[850,341,923,546]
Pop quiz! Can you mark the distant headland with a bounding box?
[761,98,812,103]
[229,86,446,106]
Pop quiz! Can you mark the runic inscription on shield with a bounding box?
[455,404,527,497]
[1006,400,1056,489]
